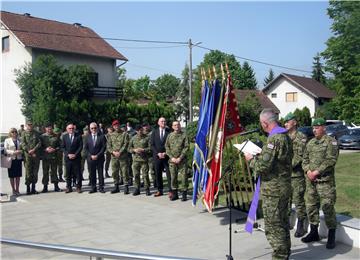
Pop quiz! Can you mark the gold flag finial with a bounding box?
[212,65,217,79]
[208,67,212,81]
[221,63,225,81]
[225,62,230,77]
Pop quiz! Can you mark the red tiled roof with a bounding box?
[263,73,335,99]
[234,89,280,114]
[1,11,127,61]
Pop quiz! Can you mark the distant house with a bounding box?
[262,73,335,118]
[0,11,127,134]
[234,89,280,114]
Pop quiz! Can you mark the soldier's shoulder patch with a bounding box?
[267,143,274,150]
[301,138,307,143]
[332,141,338,146]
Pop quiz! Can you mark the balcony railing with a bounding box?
[91,86,121,99]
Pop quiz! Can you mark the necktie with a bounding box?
[160,129,163,140]
[70,134,73,144]
[93,135,96,145]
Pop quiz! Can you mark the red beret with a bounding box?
[112,120,120,126]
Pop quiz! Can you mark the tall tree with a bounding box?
[175,64,190,124]
[322,1,360,123]
[263,68,275,86]
[153,73,181,100]
[312,53,326,84]
[238,61,257,89]
[116,67,127,101]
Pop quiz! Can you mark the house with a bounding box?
[234,89,280,114]
[262,73,335,119]
[0,11,127,134]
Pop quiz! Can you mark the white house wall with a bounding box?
[1,27,32,134]
[266,78,316,119]
[32,50,116,88]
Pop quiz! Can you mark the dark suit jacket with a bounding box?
[84,133,106,161]
[151,127,170,158]
[61,133,83,161]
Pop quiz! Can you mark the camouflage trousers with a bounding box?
[148,157,155,183]
[56,153,63,178]
[111,157,129,185]
[132,161,149,189]
[262,195,291,260]
[24,155,40,185]
[305,177,337,229]
[42,158,59,185]
[289,174,307,219]
[169,162,188,192]
[105,151,111,173]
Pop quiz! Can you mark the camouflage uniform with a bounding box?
[302,135,338,229]
[165,131,189,192]
[105,132,112,176]
[128,133,151,190]
[289,130,307,219]
[145,130,155,186]
[21,130,42,185]
[40,132,60,185]
[250,130,292,260]
[107,130,130,185]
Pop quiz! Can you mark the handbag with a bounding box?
[1,156,12,168]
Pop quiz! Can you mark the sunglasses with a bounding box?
[90,127,97,130]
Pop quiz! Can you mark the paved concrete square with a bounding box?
[1,165,359,259]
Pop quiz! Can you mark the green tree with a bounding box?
[64,64,96,100]
[116,67,127,101]
[238,61,257,89]
[153,73,181,100]
[238,92,262,127]
[293,107,311,127]
[322,1,360,123]
[312,53,326,84]
[263,68,275,86]
[175,64,190,125]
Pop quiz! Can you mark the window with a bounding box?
[286,92,297,102]
[2,36,9,52]
[271,93,277,98]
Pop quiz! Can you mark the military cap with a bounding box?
[284,112,296,122]
[120,123,126,128]
[134,125,142,131]
[112,120,120,126]
[312,118,326,126]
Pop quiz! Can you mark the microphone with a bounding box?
[239,128,260,136]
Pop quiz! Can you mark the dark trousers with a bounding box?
[154,157,171,192]
[88,158,104,190]
[65,159,82,189]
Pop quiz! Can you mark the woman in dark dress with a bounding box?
[4,128,23,195]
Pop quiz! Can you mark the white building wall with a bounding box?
[32,50,116,87]
[266,78,316,118]
[1,27,32,134]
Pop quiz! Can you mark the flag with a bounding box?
[245,177,261,233]
[192,79,211,206]
[203,74,243,212]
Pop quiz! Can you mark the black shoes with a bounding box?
[170,190,179,201]
[294,218,307,238]
[181,191,187,201]
[301,224,320,243]
[41,185,48,193]
[111,185,120,194]
[65,188,73,193]
[326,229,336,249]
[133,189,140,196]
[54,183,62,192]
[31,184,39,194]
[89,189,97,194]
[26,185,31,195]
[124,185,129,195]
[146,188,151,196]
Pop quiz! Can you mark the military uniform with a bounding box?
[104,132,112,177]
[144,129,156,187]
[40,132,60,191]
[165,131,189,201]
[21,129,42,193]
[107,130,130,191]
[302,135,338,229]
[250,127,292,260]
[128,133,151,193]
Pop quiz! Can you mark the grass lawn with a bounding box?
[334,152,360,218]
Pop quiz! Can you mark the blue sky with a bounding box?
[2,1,332,87]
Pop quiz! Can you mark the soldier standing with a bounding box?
[143,123,156,188]
[21,120,42,195]
[301,118,338,249]
[165,121,189,201]
[40,124,61,192]
[107,120,130,194]
[128,125,151,196]
[284,112,308,237]
[104,126,114,178]
[245,109,292,260]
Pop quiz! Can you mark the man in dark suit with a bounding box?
[61,123,83,193]
[84,122,106,193]
[151,117,171,197]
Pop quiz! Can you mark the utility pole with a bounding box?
[188,38,193,123]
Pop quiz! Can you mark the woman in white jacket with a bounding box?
[4,128,23,195]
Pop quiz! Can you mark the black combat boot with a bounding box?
[301,224,320,243]
[31,183,39,194]
[170,190,179,201]
[110,184,120,194]
[326,229,336,249]
[54,183,61,192]
[133,188,140,196]
[26,185,31,195]
[124,185,129,195]
[181,191,187,201]
[146,188,151,196]
[105,171,111,178]
[294,218,306,238]
[41,185,48,193]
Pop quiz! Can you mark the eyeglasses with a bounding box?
[90,127,97,130]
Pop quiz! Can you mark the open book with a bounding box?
[233,140,262,155]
